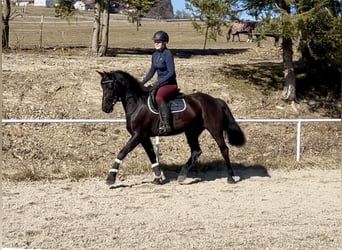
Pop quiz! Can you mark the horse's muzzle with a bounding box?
[102,103,114,113]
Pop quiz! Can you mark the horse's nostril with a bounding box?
[102,105,112,113]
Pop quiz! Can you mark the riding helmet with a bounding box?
[152,31,169,43]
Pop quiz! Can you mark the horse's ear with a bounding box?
[96,70,105,78]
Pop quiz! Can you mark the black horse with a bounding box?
[98,70,246,185]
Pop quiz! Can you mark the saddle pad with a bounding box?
[148,96,186,114]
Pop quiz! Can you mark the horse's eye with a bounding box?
[103,84,113,89]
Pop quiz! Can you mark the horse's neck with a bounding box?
[119,80,147,115]
[121,93,146,117]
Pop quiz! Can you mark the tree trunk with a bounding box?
[2,0,11,49]
[91,1,101,56]
[136,10,141,32]
[203,25,209,50]
[91,0,109,57]
[278,0,296,102]
[98,0,109,57]
[281,37,297,101]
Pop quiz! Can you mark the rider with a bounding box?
[142,31,178,135]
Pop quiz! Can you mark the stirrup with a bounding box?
[159,124,171,134]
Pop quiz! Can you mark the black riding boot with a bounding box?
[158,102,172,135]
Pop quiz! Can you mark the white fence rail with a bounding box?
[2,118,341,162]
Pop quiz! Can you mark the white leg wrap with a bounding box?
[151,162,159,168]
[153,170,166,181]
[115,158,122,164]
[109,169,118,173]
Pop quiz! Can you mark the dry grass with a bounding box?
[3,7,341,181]
[9,6,276,50]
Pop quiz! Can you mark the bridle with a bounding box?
[101,78,121,104]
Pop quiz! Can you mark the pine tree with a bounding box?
[122,0,159,31]
[238,0,341,102]
[186,0,237,49]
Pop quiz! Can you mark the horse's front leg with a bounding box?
[141,138,166,184]
[106,134,141,185]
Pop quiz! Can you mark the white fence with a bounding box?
[2,118,341,162]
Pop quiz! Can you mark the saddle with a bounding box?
[147,89,186,114]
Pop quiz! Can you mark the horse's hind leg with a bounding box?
[233,34,240,42]
[178,130,202,182]
[210,132,238,184]
[141,138,166,184]
[247,33,252,42]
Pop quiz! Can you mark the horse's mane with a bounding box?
[110,70,149,97]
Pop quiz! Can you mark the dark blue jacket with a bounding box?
[142,48,177,85]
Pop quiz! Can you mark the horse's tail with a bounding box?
[216,98,246,146]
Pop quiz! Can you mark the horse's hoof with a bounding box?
[227,178,236,184]
[178,177,201,185]
[152,178,166,185]
[227,175,240,184]
[152,174,167,185]
[151,179,161,185]
[106,179,114,186]
[177,175,186,183]
[106,175,116,186]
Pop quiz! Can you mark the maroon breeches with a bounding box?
[155,84,178,106]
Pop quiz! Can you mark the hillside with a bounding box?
[146,0,174,19]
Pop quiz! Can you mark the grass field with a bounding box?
[9,6,277,51]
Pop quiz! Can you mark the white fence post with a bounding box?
[296,121,302,162]
[155,136,160,163]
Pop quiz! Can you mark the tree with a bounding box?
[296,1,341,100]
[238,0,298,101]
[54,0,77,20]
[54,0,109,56]
[298,1,341,71]
[2,0,11,49]
[239,0,341,103]
[91,0,110,56]
[185,0,236,49]
[122,0,159,31]
[277,1,298,102]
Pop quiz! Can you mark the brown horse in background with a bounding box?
[226,21,256,42]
